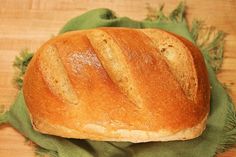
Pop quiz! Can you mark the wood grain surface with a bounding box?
[0,0,236,157]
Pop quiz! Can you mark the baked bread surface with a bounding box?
[23,27,210,142]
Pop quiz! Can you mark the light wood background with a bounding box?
[0,0,236,156]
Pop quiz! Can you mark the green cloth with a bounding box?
[59,7,193,42]
[1,3,236,157]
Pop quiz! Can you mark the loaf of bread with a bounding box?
[23,27,210,142]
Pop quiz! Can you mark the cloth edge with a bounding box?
[0,105,8,124]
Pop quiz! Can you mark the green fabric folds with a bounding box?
[59,6,192,42]
[1,3,236,157]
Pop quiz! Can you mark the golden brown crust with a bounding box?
[23,28,210,142]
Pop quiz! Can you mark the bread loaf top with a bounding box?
[23,27,210,142]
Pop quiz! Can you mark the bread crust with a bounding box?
[23,28,210,142]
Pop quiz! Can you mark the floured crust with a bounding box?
[31,113,208,143]
[23,28,210,142]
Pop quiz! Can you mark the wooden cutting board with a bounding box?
[0,0,236,156]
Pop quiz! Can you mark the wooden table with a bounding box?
[0,0,235,156]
